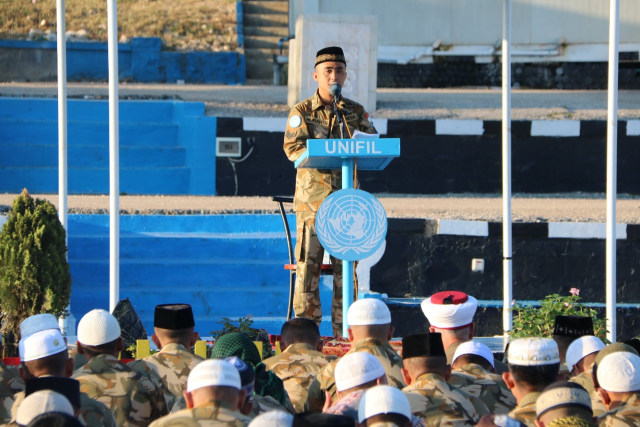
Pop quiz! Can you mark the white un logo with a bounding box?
[316,189,387,261]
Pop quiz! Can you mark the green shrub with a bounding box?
[0,189,71,347]
[510,288,608,342]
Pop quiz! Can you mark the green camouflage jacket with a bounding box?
[597,393,640,426]
[73,354,168,426]
[312,338,406,403]
[11,388,117,427]
[130,343,203,406]
[0,362,23,395]
[449,363,517,414]
[508,391,540,427]
[568,369,607,417]
[263,342,336,413]
[283,90,377,212]
[149,399,252,427]
[404,373,489,426]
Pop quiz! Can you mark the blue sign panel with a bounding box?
[295,138,400,170]
[316,189,387,261]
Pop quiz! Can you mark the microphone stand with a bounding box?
[332,96,345,139]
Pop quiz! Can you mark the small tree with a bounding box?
[0,189,71,350]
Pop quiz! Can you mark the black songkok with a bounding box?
[315,46,346,66]
[25,377,82,409]
[402,333,446,359]
[154,303,195,329]
[553,315,594,338]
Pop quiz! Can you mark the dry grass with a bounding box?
[0,0,237,51]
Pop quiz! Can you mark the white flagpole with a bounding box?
[107,0,120,313]
[605,0,620,343]
[502,0,513,337]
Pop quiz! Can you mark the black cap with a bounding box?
[25,377,82,409]
[402,333,446,359]
[553,315,594,338]
[315,46,346,66]
[154,304,195,329]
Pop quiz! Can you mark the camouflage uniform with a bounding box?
[150,400,252,427]
[569,369,607,416]
[508,391,540,427]
[449,363,516,414]
[309,338,405,404]
[0,393,13,424]
[11,389,117,427]
[597,393,640,426]
[170,391,290,418]
[73,354,168,426]
[283,90,377,335]
[0,363,24,394]
[404,373,489,425]
[129,342,203,408]
[263,342,336,412]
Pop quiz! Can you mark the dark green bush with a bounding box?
[0,189,71,347]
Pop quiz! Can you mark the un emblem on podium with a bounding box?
[316,189,387,261]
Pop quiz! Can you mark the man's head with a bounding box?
[421,291,477,349]
[534,381,593,427]
[313,46,347,103]
[346,298,394,343]
[552,316,594,363]
[596,351,640,410]
[280,317,322,351]
[75,309,123,359]
[401,332,449,384]
[152,303,198,350]
[334,352,387,398]
[184,359,245,410]
[16,390,75,426]
[451,340,495,372]
[19,329,72,380]
[358,385,412,427]
[565,335,604,376]
[503,338,560,402]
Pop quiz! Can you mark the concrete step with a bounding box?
[0,119,179,146]
[244,35,288,51]
[244,13,288,27]
[0,166,190,194]
[243,25,289,37]
[245,48,279,80]
[0,143,186,168]
[243,0,288,15]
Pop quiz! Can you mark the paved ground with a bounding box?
[2,194,640,223]
[2,82,640,120]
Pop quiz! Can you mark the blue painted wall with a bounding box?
[0,97,217,195]
[67,214,334,337]
[0,38,245,84]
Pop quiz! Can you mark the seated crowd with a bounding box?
[0,292,638,426]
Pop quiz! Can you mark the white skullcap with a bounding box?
[248,410,294,427]
[507,338,559,366]
[347,298,391,326]
[16,390,74,425]
[565,335,605,374]
[187,359,241,392]
[536,382,592,417]
[335,352,386,392]
[420,291,478,329]
[77,309,121,346]
[19,329,67,362]
[597,351,640,392]
[20,314,60,338]
[452,341,495,368]
[358,385,412,423]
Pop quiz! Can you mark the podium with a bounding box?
[295,137,400,336]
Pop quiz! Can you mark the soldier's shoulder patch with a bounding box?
[288,115,302,128]
[285,129,298,139]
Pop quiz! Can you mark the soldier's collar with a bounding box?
[285,342,316,352]
[311,90,343,111]
[160,342,189,352]
[519,391,541,408]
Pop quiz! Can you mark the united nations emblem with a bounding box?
[315,189,387,261]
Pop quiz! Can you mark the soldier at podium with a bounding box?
[283,46,377,336]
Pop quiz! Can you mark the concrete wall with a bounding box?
[291,0,640,45]
[0,38,245,84]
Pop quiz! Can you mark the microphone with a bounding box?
[330,82,342,101]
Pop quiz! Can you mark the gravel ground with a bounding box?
[2,194,640,224]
